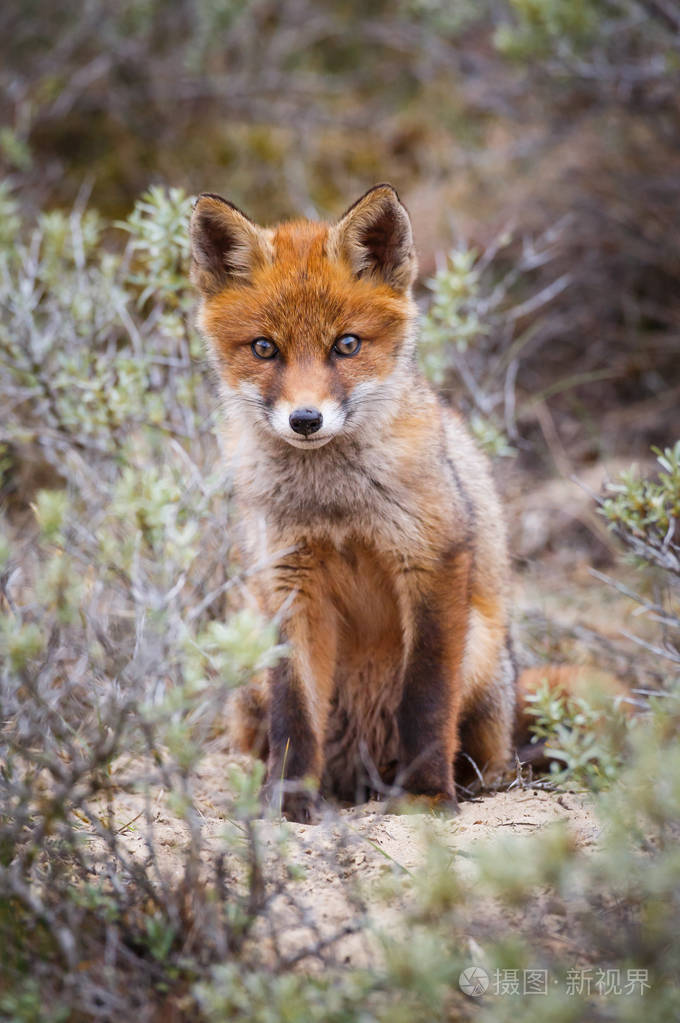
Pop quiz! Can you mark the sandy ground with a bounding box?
[105,750,600,877]
[93,743,600,969]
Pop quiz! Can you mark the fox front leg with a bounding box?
[263,659,323,823]
[262,603,337,823]
[396,553,471,812]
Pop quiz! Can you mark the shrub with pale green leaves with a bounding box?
[418,229,567,459]
[601,442,680,549]
[524,676,632,789]
[0,183,202,474]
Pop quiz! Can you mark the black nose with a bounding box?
[289,407,323,436]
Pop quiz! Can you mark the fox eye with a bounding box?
[333,334,361,357]
[251,337,278,360]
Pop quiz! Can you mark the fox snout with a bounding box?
[289,407,323,436]
[269,396,346,448]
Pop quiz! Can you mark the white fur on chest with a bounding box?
[231,429,444,559]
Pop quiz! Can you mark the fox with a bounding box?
[188,184,601,822]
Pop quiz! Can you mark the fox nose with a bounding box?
[289,407,323,436]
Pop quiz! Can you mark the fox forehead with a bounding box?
[200,218,411,358]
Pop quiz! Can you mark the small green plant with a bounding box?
[601,442,680,546]
[597,443,679,679]
[420,247,487,385]
[419,242,519,458]
[119,185,194,306]
[0,181,206,472]
[418,229,570,460]
[525,676,631,788]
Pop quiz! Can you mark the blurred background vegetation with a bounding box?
[1,1,679,1020]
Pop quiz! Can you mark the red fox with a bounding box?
[188,185,574,821]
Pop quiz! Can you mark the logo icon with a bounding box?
[459,966,490,997]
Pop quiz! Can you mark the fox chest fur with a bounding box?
[190,184,516,820]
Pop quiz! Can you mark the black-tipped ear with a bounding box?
[190,193,273,296]
[328,184,417,292]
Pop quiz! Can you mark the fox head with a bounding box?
[190,185,418,450]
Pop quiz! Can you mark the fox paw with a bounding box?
[260,782,319,824]
[386,791,460,817]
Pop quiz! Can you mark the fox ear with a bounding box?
[329,184,417,292]
[190,193,273,295]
